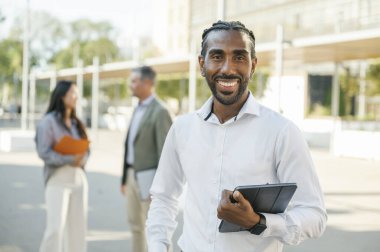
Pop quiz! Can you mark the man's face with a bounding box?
[199,30,257,105]
[129,72,145,98]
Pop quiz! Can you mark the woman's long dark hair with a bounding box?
[46,80,88,139]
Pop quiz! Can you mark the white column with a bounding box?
[330,63,340,155]
[257,72,264,99]
[76,60,84,120]
[358,61,367,119]
[91,57,100,133]
[21,0,30,130]
[49,68,57,91]
[275,25,284,113]
[179,77,186,113]
[188,39,197,112]
[28,71,36,129]
[217,0,225,20]
[331,63,340,118]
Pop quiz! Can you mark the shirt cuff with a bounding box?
[261,212,286,237]
[148,242,167,252]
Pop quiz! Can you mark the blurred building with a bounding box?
[187,0,380,123]
[191,0,380,43]
[153,0,190,56]
[182,0,380,158]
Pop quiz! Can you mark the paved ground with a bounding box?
[0,129,380,252]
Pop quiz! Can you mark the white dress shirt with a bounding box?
[146,93,327,252]
[126,95,155,165]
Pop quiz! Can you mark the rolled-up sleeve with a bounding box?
[146,124,186,251]
[262,122,327,245]
[36,118,75,167]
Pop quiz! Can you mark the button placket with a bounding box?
[212,125,228,250]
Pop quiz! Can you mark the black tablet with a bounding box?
[219,183,297,233]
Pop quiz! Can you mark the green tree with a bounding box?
[8,14,121,69]
[9,11,66,67]
[339,67,359,116]
[0,39,22,106]
[70,19,115,42]
[51,19,121,68]
[100,79,129,101]
[0,39,23,81]
[248,71,269,98]
[51,37,120,68]
[367,61,380,96]
[82,37,119,64]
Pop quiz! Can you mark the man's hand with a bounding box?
[217,189,260,229]
[72,153,85,167]
[120,185,127,195]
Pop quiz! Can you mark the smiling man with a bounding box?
[146,21,327,252]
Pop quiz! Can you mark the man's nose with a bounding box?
[220,58,236,75]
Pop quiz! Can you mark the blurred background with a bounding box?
[0,0,379,251]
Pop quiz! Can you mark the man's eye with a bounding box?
[212,55,222,60]
[235,55,245,61]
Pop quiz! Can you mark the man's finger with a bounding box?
[222,189,233,198]
[232,191,245,203]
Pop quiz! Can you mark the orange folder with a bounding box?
[53,135,90,155]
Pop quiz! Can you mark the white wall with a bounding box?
[260,75,306,126]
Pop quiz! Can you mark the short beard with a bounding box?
[207,78,249,106]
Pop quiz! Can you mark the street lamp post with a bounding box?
[275,25,284,113]
[188,39,197,112]
[217,0,225,20]
[21,0,30,130]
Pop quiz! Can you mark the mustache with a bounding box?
[213,74,242,81]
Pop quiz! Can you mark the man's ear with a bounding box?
[198,55,205,76]
[250,57,258,78]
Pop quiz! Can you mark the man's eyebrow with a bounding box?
[208,49,224,55]
[233,49,250,55]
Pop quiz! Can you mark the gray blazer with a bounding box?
[122,98,172,185]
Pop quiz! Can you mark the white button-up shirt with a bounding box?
[146,93,327,252]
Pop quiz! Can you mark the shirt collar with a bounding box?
[139,95,155,107]
[196,91,260,121]
[238,92,261,117]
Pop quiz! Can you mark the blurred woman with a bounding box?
[36,80,89,252]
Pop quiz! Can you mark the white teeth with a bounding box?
[218,81,237,87]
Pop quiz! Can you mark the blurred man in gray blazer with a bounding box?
[121,66,172,252]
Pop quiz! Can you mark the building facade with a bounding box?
[187,0,380,122]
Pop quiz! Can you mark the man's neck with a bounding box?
[213,92,249,124]
[138,92,153,103]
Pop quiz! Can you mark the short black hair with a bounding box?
[201,20,256,59]
[132,66,156,82]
